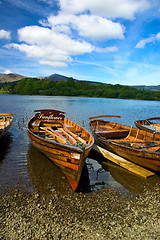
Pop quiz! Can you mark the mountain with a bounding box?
[45,74,69,82]
[0,73,25,83]
[45,73,101,84]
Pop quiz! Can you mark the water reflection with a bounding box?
[0,94,160,195]
[0,133,12,162]
[27,145,91,194]
[27,145,71,194]
[89,149,160,194]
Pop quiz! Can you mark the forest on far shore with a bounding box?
[0,77,160,101]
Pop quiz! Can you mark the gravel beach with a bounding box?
[1,183,160,240]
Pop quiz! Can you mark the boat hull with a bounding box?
[28,130,92,190]
[89,118,160,173]
[28,110,94,191]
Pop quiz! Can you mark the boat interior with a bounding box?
[91,119,160,152]
[91,119,130,139]
[30,118,93,146]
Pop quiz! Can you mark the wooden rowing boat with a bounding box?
[89,115,160,173]
[0,113,13,139]
[135,117,160,133]
[27,109,94,191]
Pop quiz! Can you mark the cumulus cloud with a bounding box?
[5,26,95,67]
[5,0,151,68]
[135,32,160,48]
[45,14,125,40]
[0,29,11,39]
[59,0,150,20]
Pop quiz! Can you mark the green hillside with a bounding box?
[0,77,160,101]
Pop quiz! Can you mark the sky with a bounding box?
[0,0,160,85]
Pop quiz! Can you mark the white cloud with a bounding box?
[17,26,94,54]
[4,69,12,74]
[59,0,150,20]
[75,15,125,40]
[0,29,11,39]
[4,0,151,69]
[46,14,125,40]
[5,26,96,67]
[156,32,160,40]
[135,32,160,48]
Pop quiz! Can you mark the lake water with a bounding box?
[0,94,160,195]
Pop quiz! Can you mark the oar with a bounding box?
[89,115,121,120]
[64,126,86,144]
[40,127,67,144]
[58,128,77,145]
[0,113,12,116]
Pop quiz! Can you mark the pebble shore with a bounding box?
[1,184,160,240]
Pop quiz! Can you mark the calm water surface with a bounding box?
[0,94,160,195]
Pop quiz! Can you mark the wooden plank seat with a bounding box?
[65,126,82,134]
[95,129,129,138]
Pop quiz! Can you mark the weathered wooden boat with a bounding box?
[135,117,160,133]
[89,115,160,173]
[0,113,13,139]
[27,109,94,191]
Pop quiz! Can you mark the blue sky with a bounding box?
[0,0,160,85]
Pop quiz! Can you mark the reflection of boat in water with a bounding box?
[89,149,160,194]
[27,145,91,194]
[0,133,12,162]
[100,160,146,194]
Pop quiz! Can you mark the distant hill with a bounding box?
[0,73,25,83]
[45,74,69,82]
[1,72,160,92]
[131,85,160,91]
[44,73,101,85]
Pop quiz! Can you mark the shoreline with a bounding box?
[1,185,160,239]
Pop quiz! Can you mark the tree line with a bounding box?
[0,77,160,101]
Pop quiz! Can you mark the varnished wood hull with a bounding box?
[89,117,160,173]
[28,110,94,191]
[0,114,13,139]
